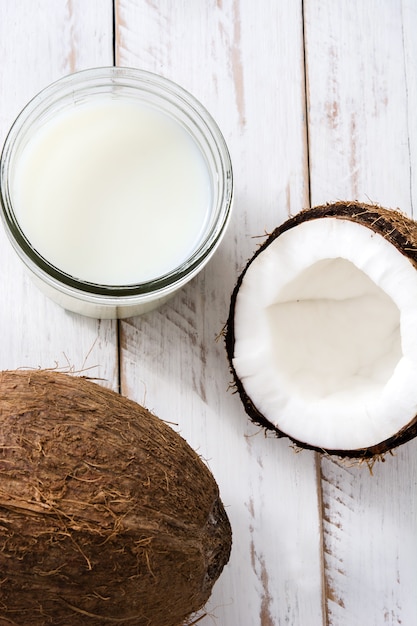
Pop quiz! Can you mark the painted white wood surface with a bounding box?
[0,1,416,625]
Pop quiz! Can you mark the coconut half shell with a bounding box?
[226,201,417,459]
[0,370,232,625]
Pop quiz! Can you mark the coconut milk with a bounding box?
[11,99,212,285]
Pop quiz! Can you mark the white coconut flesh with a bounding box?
[232,217,417,450]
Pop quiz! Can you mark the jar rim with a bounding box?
[0,66,233,302]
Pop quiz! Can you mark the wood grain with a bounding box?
[0,0,118,388]
[115,1,323,624]
[304,0,417,623]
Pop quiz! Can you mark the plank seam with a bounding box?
[315,453,329,626]
[301,0,312,210]
[112,0,117,66]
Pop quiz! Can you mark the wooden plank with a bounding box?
[305,0,412,211]
[115,1,324,624]
[0,0,118,388]
[304,0,417,623]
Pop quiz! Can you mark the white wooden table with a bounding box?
[1,2,416,625]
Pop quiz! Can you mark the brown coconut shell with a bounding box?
[0,369,232,625]
[225,201,417,459]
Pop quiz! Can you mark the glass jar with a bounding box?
[0,67,233,318]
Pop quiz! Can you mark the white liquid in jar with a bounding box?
[11,99,212,285]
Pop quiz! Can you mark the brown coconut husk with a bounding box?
[225,201,417,459]
[0,369,232,625]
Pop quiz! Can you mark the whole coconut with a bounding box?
[0,370,232,625]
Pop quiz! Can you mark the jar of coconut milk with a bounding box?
[0,67,233,318]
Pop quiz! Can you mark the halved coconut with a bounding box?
[226,202,417,458]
